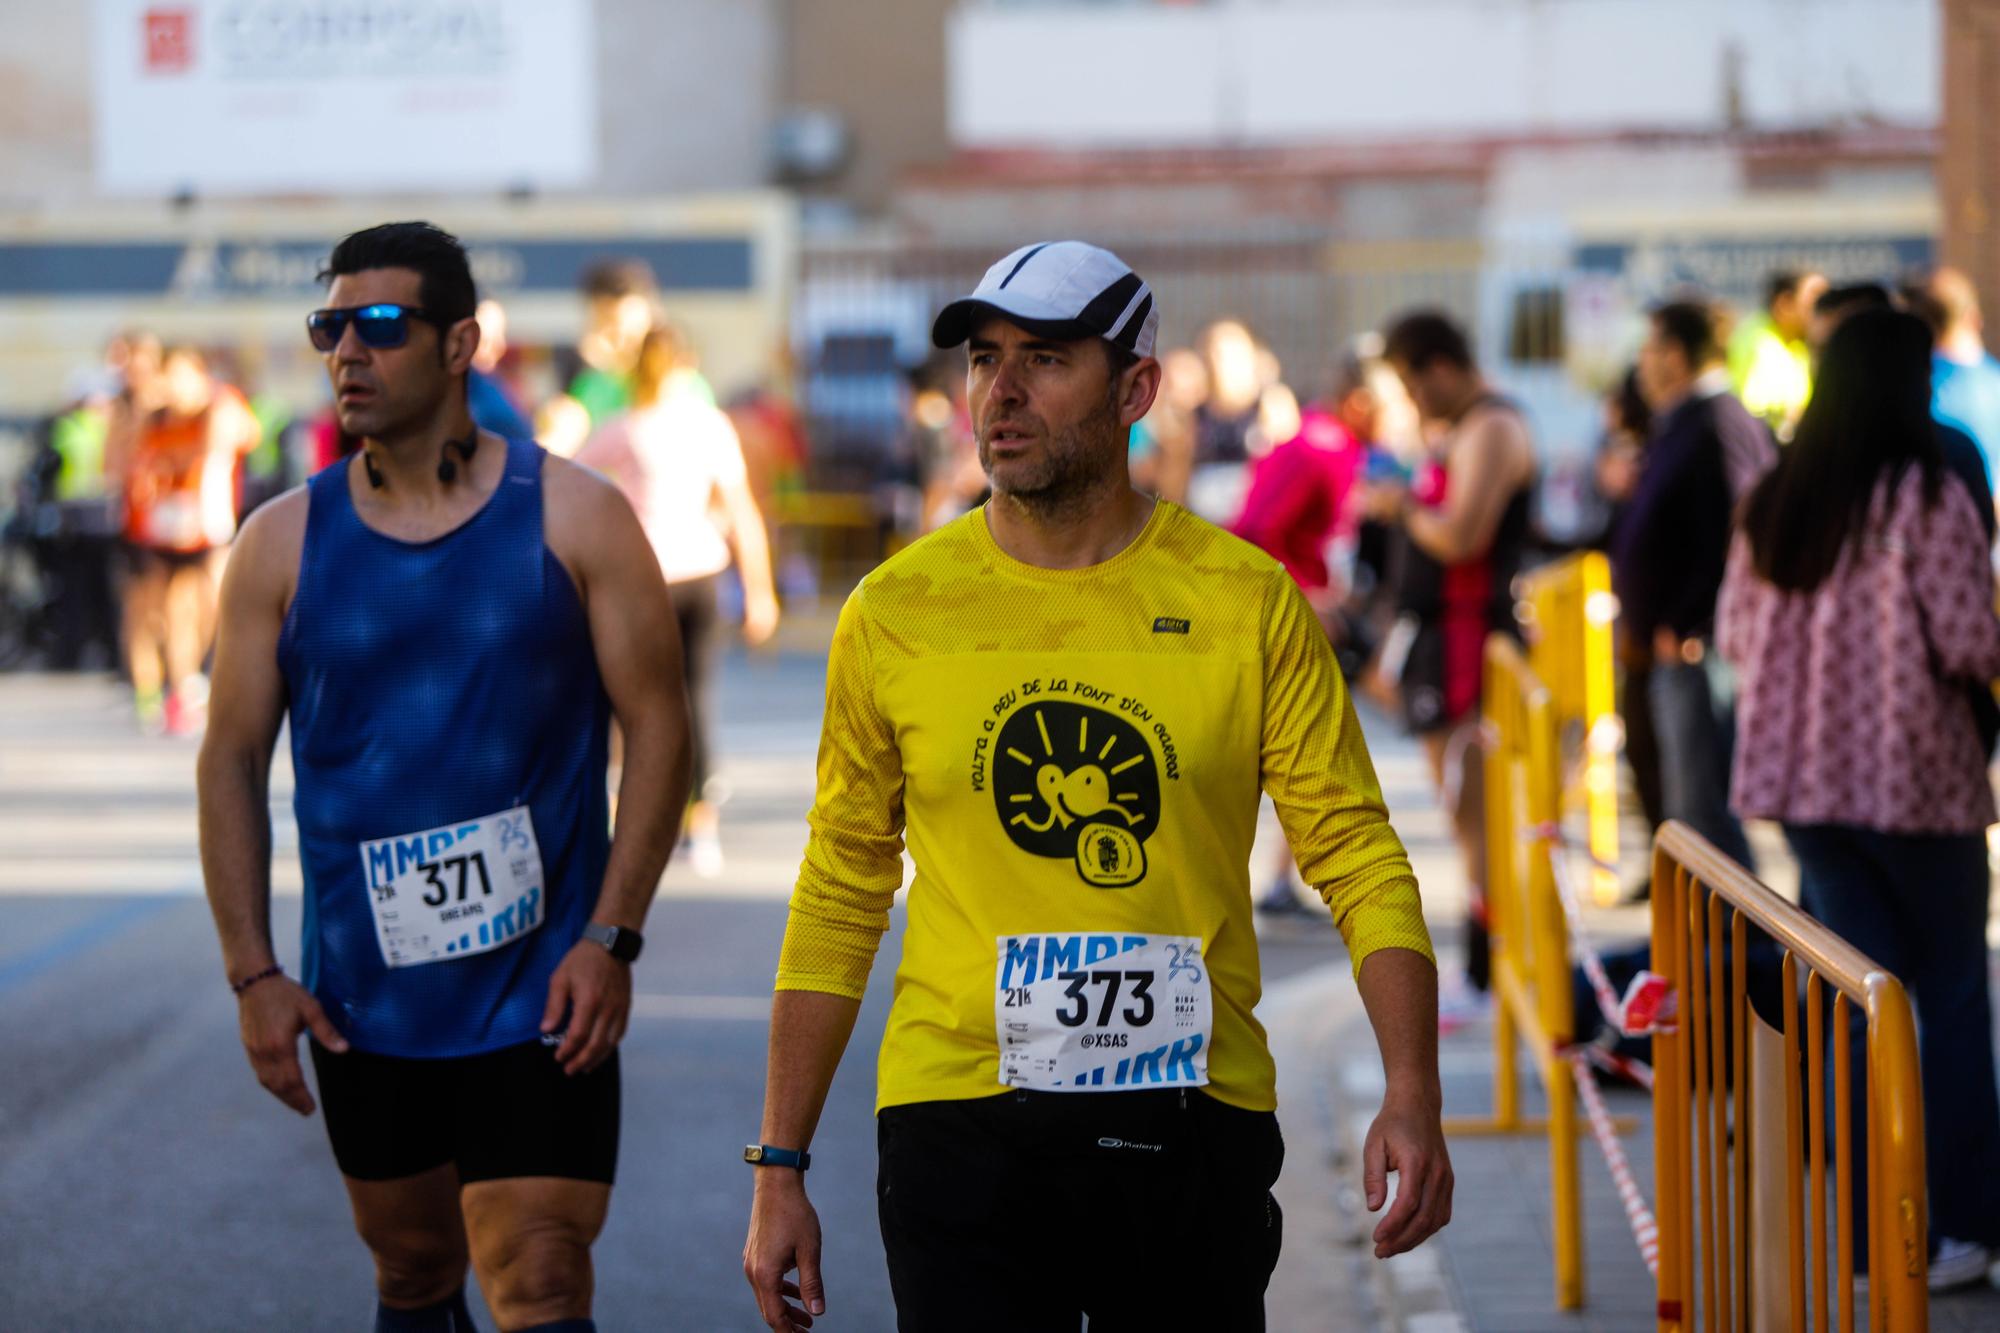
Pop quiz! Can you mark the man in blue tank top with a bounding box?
[197,222,691,1333]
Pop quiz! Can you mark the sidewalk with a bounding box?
[1291,716,2000,1331]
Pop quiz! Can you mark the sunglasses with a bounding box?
[306,303,445,352]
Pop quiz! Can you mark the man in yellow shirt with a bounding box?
[741,241,1452,1332]
[1727,268,1826,436]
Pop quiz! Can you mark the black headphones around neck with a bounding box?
[362,432,479,489]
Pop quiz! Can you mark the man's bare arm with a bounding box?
[1402,409,1533,565]
[198,494,299,980]
[541,459,693,1073]
[1353,946,1453,1258]
[198,491,349,1114]
[744,989,864,1331]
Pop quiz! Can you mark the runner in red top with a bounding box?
[1231,352,1381,913]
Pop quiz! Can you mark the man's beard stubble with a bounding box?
[980,400,1125,523]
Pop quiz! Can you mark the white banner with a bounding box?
[92,0,597,195]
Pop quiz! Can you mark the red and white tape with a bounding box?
[1529,821,1676,1039]
[1569,1047,1661,1277]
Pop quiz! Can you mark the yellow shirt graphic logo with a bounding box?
[989,699,1160,886]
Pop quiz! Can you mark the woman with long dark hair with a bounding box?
[1718,307,2000,1287]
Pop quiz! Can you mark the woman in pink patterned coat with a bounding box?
[1717,306,2000,1288]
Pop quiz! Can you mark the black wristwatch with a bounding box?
[582,922,644,963]
[744,1144,811,1171]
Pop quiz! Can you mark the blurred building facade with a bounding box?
[0,1,1965,471]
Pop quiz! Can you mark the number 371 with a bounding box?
[419,852,493,907]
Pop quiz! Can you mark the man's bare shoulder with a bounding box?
[1456,399,1536,469]
[540,450,648,583]
[230,484,311,606]
[542,449,630,512]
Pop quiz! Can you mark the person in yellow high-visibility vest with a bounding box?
[1726,269,1826,437]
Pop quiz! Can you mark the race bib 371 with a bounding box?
[358,806,545,969]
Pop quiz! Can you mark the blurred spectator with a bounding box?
[468,297,534,440]
[1361,309,1538,1002]
[1809,281,1894,350]
[539,259,714,456]
[577,326,778,877]
[1909,267,2000,505]
[1130,345,1205,503]
[725,341,810,518]
[36,343,132,669]
[120,346,261,733]
[1727,268,1826,436]
[1816,283,1995,546]
[1590,369,1667,873]
[1231,350,1376,605]
[911,362,984,531]
[1185,319,1290,522]
[1612,301,1772,872]
[1718,306,2000,1288]
[1231,349,1383,914]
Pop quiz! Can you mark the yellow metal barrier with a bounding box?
[1519,553,1621,905]
[771,491,890,596]
[1444,634,1584,1308]
[1652,822,1928,1332]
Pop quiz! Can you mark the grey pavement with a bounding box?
[5,656,2000,1330]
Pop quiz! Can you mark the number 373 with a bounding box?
[419,852,493,907]
[1054,969,1154,1028]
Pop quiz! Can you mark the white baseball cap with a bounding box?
[931,240,1159,358]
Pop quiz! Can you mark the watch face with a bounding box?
[609,927,642,962]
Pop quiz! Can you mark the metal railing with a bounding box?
[1444,634,1584,1307]
[1518,552,1621,906]
[1651,822,1928,1332]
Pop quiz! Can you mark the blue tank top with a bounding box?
[278,437,610,1058]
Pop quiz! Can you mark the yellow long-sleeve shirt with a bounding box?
[776,502,1432,1112]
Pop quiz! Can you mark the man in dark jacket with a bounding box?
[1612,301,1774,868]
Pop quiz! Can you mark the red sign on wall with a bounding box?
[143,8,194,73]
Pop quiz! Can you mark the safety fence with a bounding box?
[1465,629,1927,1326]
[1517,552,1622,906]
[1651,822,1928,1332]
[1445,635,1585,1306]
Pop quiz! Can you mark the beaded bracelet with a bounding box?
[230,964,284,997]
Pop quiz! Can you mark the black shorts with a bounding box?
[877,1088,1284,1332]
[308,1038,620,1185]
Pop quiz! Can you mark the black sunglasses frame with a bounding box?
[306,303,448,353]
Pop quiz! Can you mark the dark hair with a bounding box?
[580,258,658,302]
[1739,308,1943,593]
[1102,339,1140,381]
[1383,310,1473,372]
[1609,366,1651,438]
[631,323,693,408]
[1649,301,1718,369]
[1765,269,1812,310]
[1900,281,1947,335]
[319,221,477,328]
[1814,282,1892,320]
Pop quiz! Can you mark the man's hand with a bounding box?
[541,938,632,1075]
[1356,480,1410,524]
[238,976,348,1116]
[744,1170,826,1331]
[1362,1092,1454,1258]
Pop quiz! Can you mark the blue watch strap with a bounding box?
[744,1143,811,1170]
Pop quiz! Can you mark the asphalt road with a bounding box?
[0,654,1446,1332]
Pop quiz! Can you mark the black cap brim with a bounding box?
[931,299,1105,350]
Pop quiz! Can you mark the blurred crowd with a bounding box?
[15,257,2000,1255]
[8,257,811,878]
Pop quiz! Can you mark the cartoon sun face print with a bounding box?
[991,701,1160,886]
